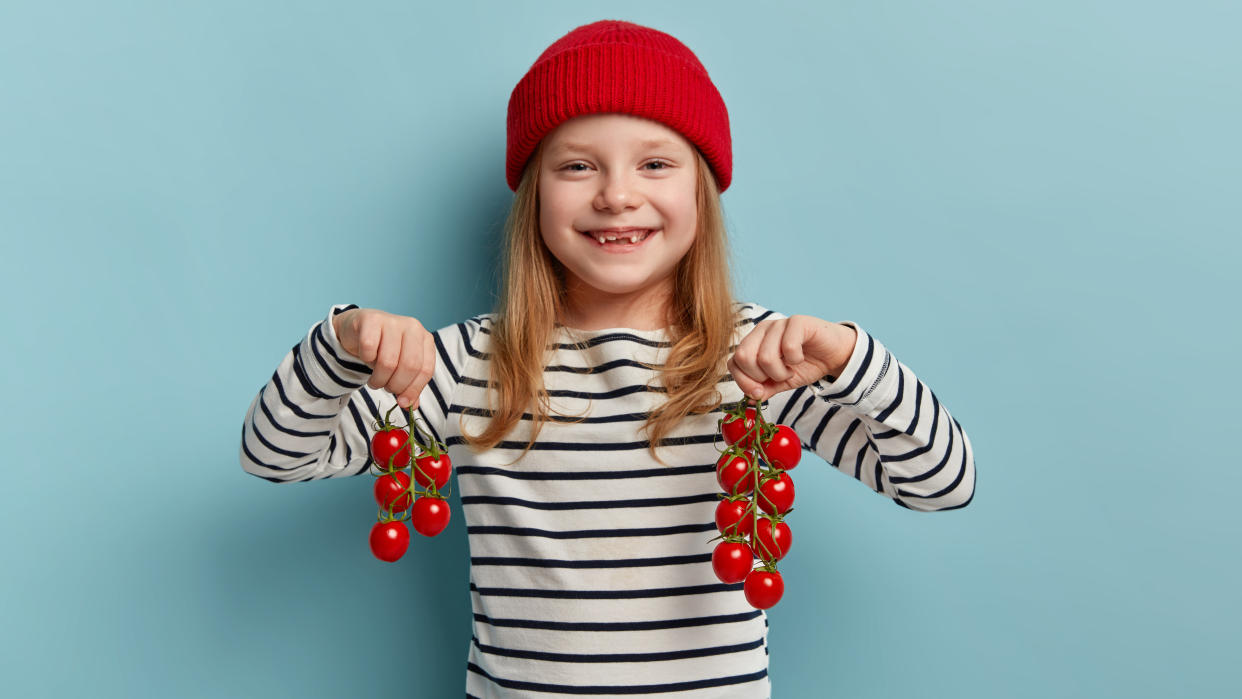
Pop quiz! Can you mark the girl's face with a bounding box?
[538,113,698,308]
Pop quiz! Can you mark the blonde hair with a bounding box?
[460,140,739,465]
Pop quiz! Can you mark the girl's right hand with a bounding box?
[332,308,435,410]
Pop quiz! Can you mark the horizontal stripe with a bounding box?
[470,634,764,663]
[455,373,734,393]
[467,660,767,695]
[460,331,673,362]
[257,390,329,439]
[471,556,710,571]
[469,581,741,600]
[460,492,720,511]
[455,463,713,481]
[454,377,661,396]
[267,371,335,421]
[445,433,721,451]
[470,552,711,569]
[545,357,663,374]
[452,405,655,424]
[466,522,716,539]
[472,609,760,631]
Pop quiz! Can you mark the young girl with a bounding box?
[240,19,975,698]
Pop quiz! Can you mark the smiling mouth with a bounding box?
[580,229,657,246]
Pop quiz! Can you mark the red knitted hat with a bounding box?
[506,20,732,193]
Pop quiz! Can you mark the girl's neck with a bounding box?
[559,283,674,332]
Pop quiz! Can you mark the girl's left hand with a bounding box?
[728,315,858,401]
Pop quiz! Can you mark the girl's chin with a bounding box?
[568,272,672,299]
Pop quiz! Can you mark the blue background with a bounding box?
[2,1,1238,696]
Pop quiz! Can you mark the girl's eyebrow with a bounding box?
[553,138,679,154]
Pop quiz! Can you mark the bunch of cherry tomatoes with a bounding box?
[367,404,453,562]
[711,397,800,610]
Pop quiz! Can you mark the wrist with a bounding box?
[825,322,857,378]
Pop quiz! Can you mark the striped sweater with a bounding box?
[239,302,976,698]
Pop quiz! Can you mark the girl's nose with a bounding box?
[594,172,643,213]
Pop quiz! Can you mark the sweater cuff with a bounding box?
[297,304,373,397]
[804,321,896,415]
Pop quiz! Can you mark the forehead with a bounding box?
[543,113,693,153]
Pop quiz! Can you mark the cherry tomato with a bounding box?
[370,428,411,470]
[712,541,754,584]
[757,472,795,516]
[413,452,452,490]
[721,408,758,449]
[744,570,785,609]
[369,521,409,562]
[411,496,451,537]
[750,517,792,562]
[715,498,755,538]
[763,424,802,470]
[716,453,756,496]
[374,471,413,512]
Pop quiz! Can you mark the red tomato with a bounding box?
[750,518,792,562]
[763,424,802,470]
[413,452,452,489]
[716,453,756,496]
[714,498,755,538]
[411,496,451,537]
[373,471,413,512]
[712,541,754,584]
[744,570,785,609]
[370,428,411,470]
[369,521,409,562]
[757,472,795,516]
[721,408,758,449]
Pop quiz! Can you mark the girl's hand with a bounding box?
[332,308,435,410]
[728,315,858,401]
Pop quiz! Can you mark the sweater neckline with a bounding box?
[553,323,669,338]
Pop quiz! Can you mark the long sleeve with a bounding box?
[747,305,976,512]
[238,303,480,484]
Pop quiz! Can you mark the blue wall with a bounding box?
[2,1,1238,696]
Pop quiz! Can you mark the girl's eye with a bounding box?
[559,160,671,172]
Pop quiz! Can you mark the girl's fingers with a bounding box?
[756,320,793,382]
[730,321,769,384]
[396,386,418,410]
[728,319,775,399]
[727,356,765,399]
[387,325,423,406]
[397,331,435,409]
[781,316,807,366]
[367,322,399,390]
[354,314,382,365]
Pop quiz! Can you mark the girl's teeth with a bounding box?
[593,230,649,244]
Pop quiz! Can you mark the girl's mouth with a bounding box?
[580,229,657,249]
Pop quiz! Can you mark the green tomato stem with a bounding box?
[404,406,430,452]
[739,396,784,565]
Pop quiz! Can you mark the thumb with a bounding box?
[729,361,768,400]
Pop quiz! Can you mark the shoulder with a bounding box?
[431,313,495,360]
